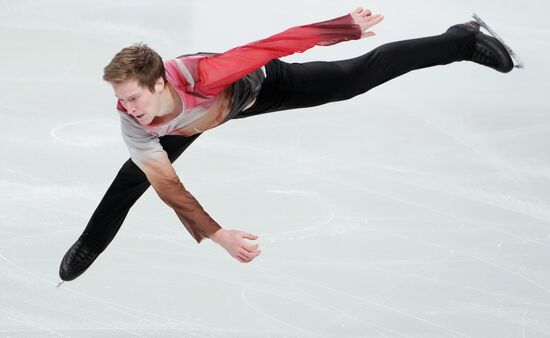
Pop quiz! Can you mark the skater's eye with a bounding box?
[116,92,140,105]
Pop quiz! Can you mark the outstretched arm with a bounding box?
[139,151,261,263]
[194,7,384,97]
[80,134,199,251]
[138,151,221,242]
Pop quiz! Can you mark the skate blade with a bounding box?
[57,280,65,288]
[472,13,524,69]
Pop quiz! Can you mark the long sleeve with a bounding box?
[195,14,362,97]
[119,112,220,243]
[145,158,221,243]
[115,13,362,243]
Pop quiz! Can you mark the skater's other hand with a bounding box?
[350,6,384,38]
[210,229,261,263]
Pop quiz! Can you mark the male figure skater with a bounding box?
[59,7,517,282]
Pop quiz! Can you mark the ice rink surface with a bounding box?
[1,0,550,337]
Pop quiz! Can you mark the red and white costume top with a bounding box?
[117,14,362,242]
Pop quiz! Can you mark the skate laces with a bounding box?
[67,239,99,268]
[472,43,498,67]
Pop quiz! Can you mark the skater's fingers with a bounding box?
[240,249,260,259]
[242,242,260,252]
[245,252,260,262]
[366,14,383,24]
[241,232,258,240]
[237,253,254,263]
[365,15,384,29]
[236,254,248,263]
[362,31,376,38]
[365,14,382,21]
[361,8,372,16]
[239,249,252,258]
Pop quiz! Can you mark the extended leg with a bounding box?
[237,27,476,117]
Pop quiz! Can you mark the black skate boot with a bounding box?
[447,20,514,73]
[59,236,102,281]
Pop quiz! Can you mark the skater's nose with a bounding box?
[126,103,138,115]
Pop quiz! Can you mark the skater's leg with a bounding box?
[288,30,475,108]
[81,134,200,251]
[59,134,200,281]
[237,28,475,117]
[79,158,148,249]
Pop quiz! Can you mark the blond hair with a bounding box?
[103,43,166,92]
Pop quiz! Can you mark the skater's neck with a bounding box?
[152,82,183,124]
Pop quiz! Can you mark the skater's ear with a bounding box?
[154,77,165,93]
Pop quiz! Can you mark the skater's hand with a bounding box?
[350,6,384,38]
[210,229,261,263]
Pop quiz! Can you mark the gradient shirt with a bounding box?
[117,14,362,243]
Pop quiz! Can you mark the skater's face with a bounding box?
[113,78,164,126]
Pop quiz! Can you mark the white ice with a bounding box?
[1,0,550,337]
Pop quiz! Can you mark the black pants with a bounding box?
[80,29,475,250]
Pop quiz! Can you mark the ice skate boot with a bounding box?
[59,236,102,281]
[446,16,521,73]
[472,13,523,70]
